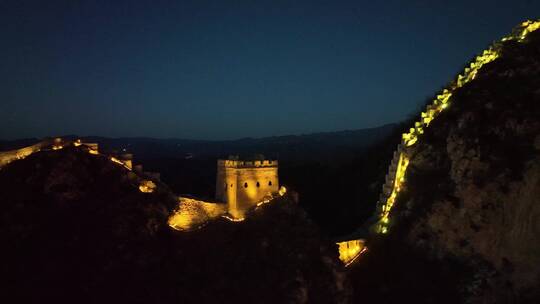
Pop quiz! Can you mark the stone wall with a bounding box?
[0,138,103,170]
[216,159,279,218]
[0,140,56,168]
[337,239,365,266]
[168,197,227,231]
[372,20,540,235]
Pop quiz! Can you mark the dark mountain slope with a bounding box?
[0,146,178,302]
[164,197,350,304]
[350,26,540,303]
[0,147,348,303]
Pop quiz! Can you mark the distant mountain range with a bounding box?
[0,123,397,163]
[0,123,399,236]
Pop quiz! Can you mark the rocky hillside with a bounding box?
[0,146,348,303]
[167,195,350,304]
[350,25,540,303]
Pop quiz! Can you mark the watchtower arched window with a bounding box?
[268,181,272,186]
[230,184,233,188]
[256,182,260,187]
[244,182,248,188]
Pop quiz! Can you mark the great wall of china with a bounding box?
[0,138,158,194]
[0,140,56,167]
[0,138,359,265]
[373,20,540,235]
[334,20,540,266]
[1,20,537,270]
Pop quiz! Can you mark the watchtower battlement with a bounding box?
[217,159,278,169]
[216,156,279,218]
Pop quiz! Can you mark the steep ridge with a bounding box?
[0,146,178,302]
[374,20,540,234]
[0,146,348,303]
[350,20,540,303]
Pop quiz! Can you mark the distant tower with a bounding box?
[216,157,279,218]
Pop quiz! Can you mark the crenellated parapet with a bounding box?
[0,137,162,195]
[0,138,99,168]
[372,20,540,235]
[218,159,278,168]
[216,157,280,218]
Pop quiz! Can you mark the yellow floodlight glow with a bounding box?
[139,180,156,193]
[110,156,123,165]
[168,197,226,231]
[377,152,409,233]
[110,156,132,171]
[375,20,540,235]
[337,239,366,267]
[222,214,245,222]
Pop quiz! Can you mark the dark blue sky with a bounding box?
[1,0,539,140]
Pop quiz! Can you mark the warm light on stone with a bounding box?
[221,214,245,222]
[169,186,287,231]
[337,239,366,267]
[216,159,279,218]
[139,180,156,193]
[168,197,226,231]
[0,143,44,168]
[375,19,540,235]
[110,156,132,170]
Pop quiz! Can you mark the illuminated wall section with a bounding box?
[216,161,238,215]
[337,239,366,266]
[0,142,46,168]
[169,185,288,231]
[0,138,158,195]
[235,166,279,215]
[139,180,156,193]
[374,20,540,234]
[168,197,227,231]
[216,159,279,218]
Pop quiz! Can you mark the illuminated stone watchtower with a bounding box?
[216,156,279,218]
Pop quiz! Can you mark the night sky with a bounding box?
[1,0,539,140]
